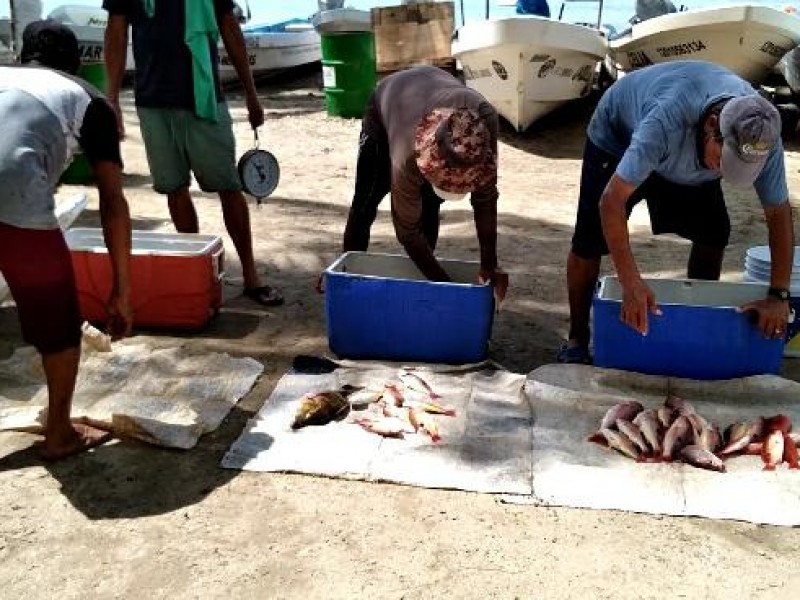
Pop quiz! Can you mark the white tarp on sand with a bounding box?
[0,341,263,449]
[525,364,800,527]
[223,360,800,526]
[221,361,533,495]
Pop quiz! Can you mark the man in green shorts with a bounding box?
[103,0,283,305]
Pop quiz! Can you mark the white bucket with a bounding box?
[744,245,800,358]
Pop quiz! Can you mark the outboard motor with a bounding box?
[632,0,677,23]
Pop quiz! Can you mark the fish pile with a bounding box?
[588,395,800,473]
[291,369,455,443]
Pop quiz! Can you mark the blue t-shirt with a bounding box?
[103,0,233,110]
[587,61,788,206]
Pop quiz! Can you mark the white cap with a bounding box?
[432,185,469,202]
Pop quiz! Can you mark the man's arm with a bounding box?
[740,201,794,337]
[93,160,133,338]
[471,190,508,301]
[392,172,450,281]
[218,11,264,130]
[103,14,129,136]
[600,173,660,334]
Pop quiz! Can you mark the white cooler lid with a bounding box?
[65,228,222,256]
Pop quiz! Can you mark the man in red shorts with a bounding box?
[0,21,133,459]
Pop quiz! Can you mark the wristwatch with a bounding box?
[767,287,791,301]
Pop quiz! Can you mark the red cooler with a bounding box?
[66,228,224,330]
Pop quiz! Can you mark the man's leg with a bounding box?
[0,223,110,460]
[688,243,724,280]
[40,346,110,460]
[647,178,729,281]
[560,140,620,362]
[342,129,392,251]
[218,189,261,290]
[566,251,601,349]
[168,187,200,234]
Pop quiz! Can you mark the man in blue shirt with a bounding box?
[559,61,794,364]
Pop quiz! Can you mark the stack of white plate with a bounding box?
[744,245,800,286]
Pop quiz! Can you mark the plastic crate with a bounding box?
[66,228,224,330]
[593,276,784,380]
[324,251,494,363]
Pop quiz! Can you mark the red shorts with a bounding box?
[0,222,82,354]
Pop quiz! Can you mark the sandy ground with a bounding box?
[1,70,800,599]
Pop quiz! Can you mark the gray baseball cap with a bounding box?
[719,95,781,188]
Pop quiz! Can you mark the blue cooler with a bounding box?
[593,276,784,380]
[324,252,494,363]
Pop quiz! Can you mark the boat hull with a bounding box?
[607,5,800,84]
[218,27,321,84]
[452,17,607,132]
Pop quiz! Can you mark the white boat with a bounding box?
[777,46,800,96]
[605,5,800,84]
[0,192,89,304]
[218,18,321,85]
[452,16,607,132]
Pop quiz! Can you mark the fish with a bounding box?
[347,388,385,410]
[783,433,800,469]
[719,418,765,456]
[380,404,418,432]
[616,419,650,455]
[679,445,726,473]
[599,428,640,460]
[600,400,644,429]
[761,429,785,471]
[664,394,696,416]
[354,416,406,438]
[686,413,710,436]
[657,406,677,429]
[398,370,442,400]
[291,391,350,429]
[697,424,722,454]
[632,408,662,455]
[587,400,644,444]
[764,414,792,434]
[404,396,456,416]
[408,408,441,442]
[661,415,693,461]
[381,383,405,407]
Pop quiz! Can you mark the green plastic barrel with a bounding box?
[321,32,377,119]
[61,58,108,185]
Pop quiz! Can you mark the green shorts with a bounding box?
[137,103,243,194]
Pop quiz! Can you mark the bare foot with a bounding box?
[40,423,113,461]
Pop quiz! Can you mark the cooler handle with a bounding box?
[212,246,225,282]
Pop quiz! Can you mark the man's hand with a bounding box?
[479,266,509,306]
[739,297,791,339]
[246,96,265,130]
[106,292,132,340]
[620,278,661,335]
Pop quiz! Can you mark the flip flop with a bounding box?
[243,285,284,306]
[556,342,592,365]
[39,425,113,461]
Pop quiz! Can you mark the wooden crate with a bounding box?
[371,2,455,73]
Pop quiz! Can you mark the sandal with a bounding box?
[556,342,592,365]
[243,285,284,306]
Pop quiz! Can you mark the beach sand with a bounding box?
[1,71,799,598]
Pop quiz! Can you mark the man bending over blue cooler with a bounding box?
[559,60,795,364]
